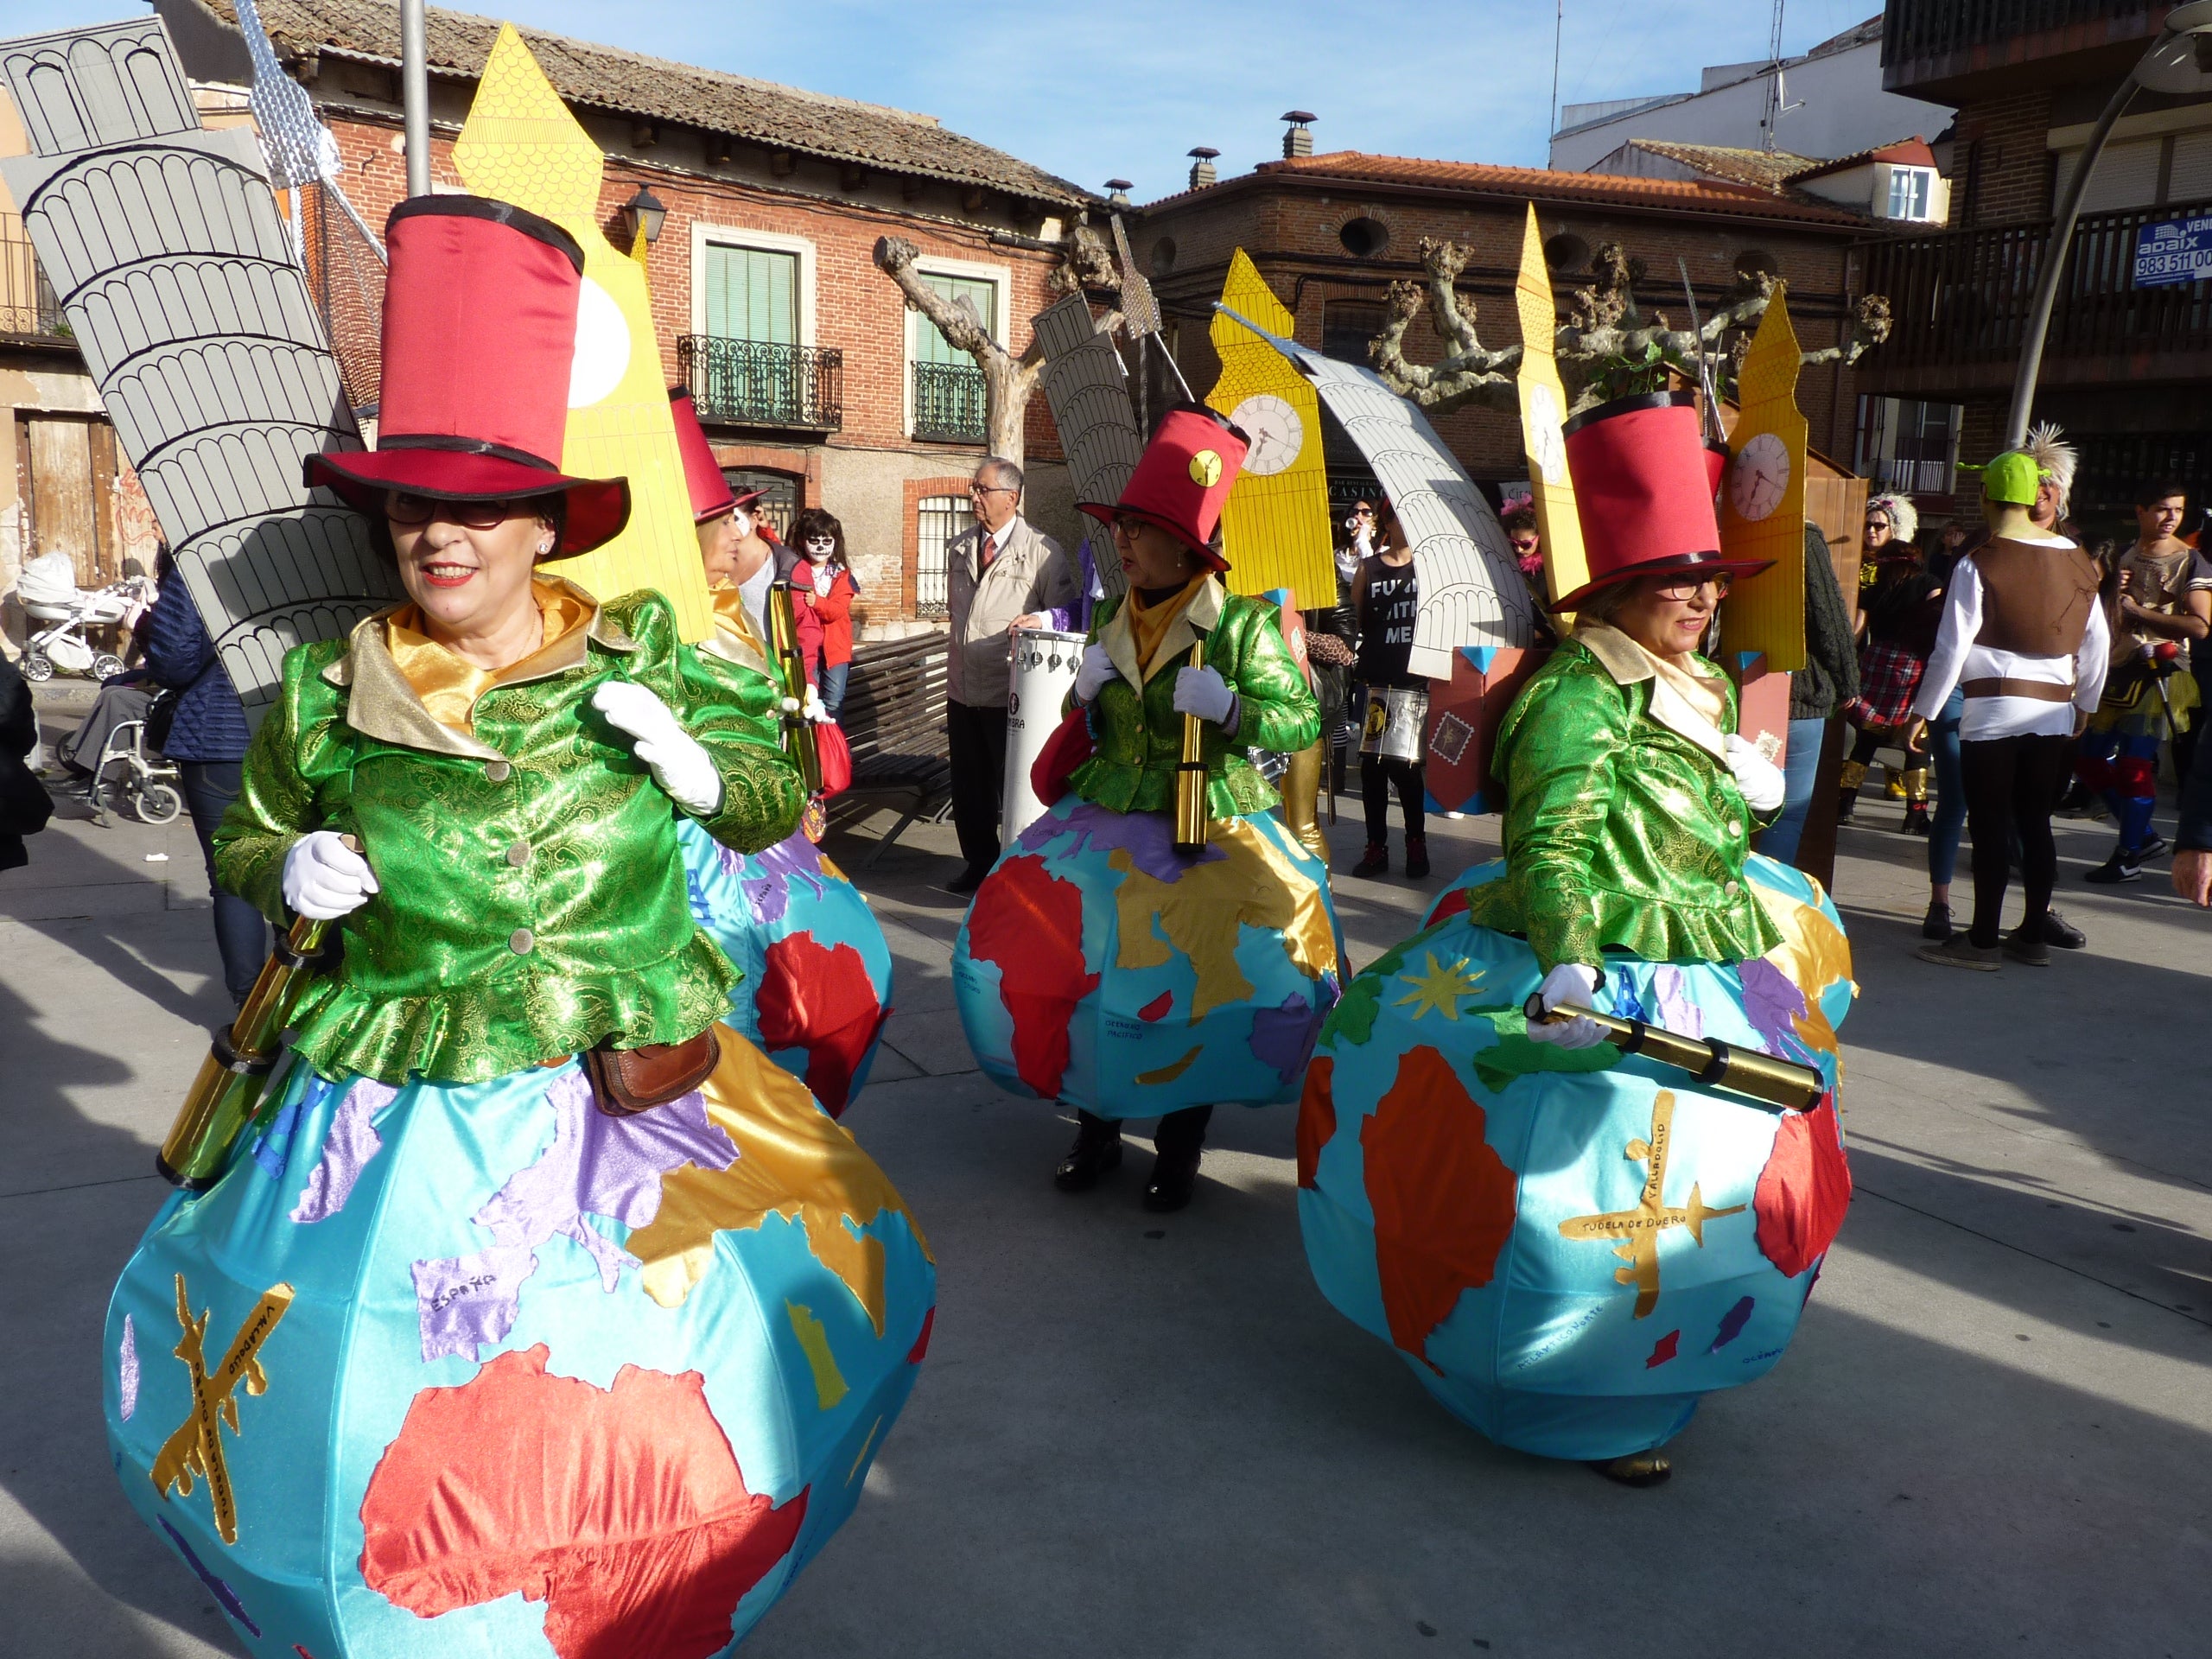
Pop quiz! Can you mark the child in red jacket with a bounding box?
[793,506,858,716]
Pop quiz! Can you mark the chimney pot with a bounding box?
[1105,177,1133,207]
[1281,111,1315,159]
[1187,146,1219,189]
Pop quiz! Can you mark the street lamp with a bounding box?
[620,185,667,250]
[2005,0,2212,446]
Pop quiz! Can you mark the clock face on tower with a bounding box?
[1227,393,1305,476]
[1729,431,1791,522]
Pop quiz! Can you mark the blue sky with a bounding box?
[12,1,1884,200]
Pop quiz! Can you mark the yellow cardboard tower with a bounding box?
[453,25,711,641]
[1511,205,1587,608]
[1206,251,1336,608]
[1716,286,1808,669]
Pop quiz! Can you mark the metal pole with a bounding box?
[401,0,429,199]
[2004,68,2138,448]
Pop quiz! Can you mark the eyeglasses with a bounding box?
[1650,573,1732,600]
[385,491,524,530]
[969,482,1016,499]
[1351,505,1374,517]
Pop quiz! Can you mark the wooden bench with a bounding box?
[832,631,953,866]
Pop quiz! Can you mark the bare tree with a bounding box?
[874,221,1122,467]
[1371,236,1891,418]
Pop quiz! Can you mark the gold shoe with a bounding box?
[1591,1450,1673,1487]
[1883,764,1907,798]
[1900,766,1929,804]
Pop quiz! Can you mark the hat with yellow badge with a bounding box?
[1079,404,1249,570]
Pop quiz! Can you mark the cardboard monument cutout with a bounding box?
[0,18,401,728]
[1716,287,1809,671]
[452,25,711,640]
[1205,251,1335,609]
[1511,204,1588,608]
[1032,289,1143,602]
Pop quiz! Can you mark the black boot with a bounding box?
[1403,833,1430,880]
[1053,1111,1122,1192]
[1351,841,1389,877]
[1144,1106,1212,1212]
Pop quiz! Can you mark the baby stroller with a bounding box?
[17,550,153,683]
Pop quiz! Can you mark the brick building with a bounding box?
[154,0,1102,635]
[1861,1,2212,536]
[1131,138,1880,507]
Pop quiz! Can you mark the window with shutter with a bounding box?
[704,243,798,345]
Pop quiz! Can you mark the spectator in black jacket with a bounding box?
[1756,522,1860,867]
[143,557,267,1002]
[0,649,51,872]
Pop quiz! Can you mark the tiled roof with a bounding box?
[1226,151,1871,226]
[191,0,1096,208]
[1789,137,1938,183]
[1624,141,1818,194]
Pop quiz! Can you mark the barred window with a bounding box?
[915,493,974,620]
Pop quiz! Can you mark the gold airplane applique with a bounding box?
[1558,1091,1745,1319]
[149,1274,294,1544]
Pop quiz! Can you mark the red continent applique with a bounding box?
[1295,1056,1336,1191]
[360,1345,806,1659]
[1359,1046,1518,1367]
[754,933,886,1116]
[963,855,1097,1099]
[1752,1094,1853,1278]
[1137,990,1173,1022]
[1426,886,1473,927]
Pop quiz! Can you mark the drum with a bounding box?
[1002,626,1089,848]
[1358,684,1429,763]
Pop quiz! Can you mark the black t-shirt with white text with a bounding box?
[1355,556,1421,689]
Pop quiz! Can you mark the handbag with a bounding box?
[813,718,853,797]
[1029,707,1095,808]
[145,655,216,755]
[582,1027,721,1117]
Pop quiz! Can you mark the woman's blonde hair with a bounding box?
[1866,493,1918,543]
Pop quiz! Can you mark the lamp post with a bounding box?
[620,185,667,254]
[2005,0,2212,447]
[401,0,429,197]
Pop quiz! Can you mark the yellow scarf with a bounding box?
[385,581,594,733]
[709,580,767,656]
[1124,575,1205,678]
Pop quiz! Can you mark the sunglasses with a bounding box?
[1650,573,1732,600]
[385,491,527,530]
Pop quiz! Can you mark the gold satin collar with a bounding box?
[1576,620,1730,757]
[385,582,594,733]
[1125,575,1206,678]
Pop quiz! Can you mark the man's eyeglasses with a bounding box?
[1650,573,1732,600]
[969,482,1017,499]
[385,491,523,530]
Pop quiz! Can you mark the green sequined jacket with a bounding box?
[1463,625,1784,972]
[215,582,803,1085]
[1066,578,1319,817]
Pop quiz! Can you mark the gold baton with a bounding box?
[157,836,354,1189]
[1173,640,1209,855]
[766,578,823,798]
[1521,992,1825,1114]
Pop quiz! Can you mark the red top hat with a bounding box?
[1553,391,1770,612]
[305,196,630,556]
[668,386,736,523]
[1079,406,1249,571]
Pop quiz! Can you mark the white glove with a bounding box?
[799,684,833,724]
[1173,664,1238,728]
[1527,963,1605,1050]
[1723,734,1787,816]
[592,681,725,817]
[282,830,378,920]
[1074,641,1120,702]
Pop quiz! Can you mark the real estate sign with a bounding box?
[2134,215,2212,288]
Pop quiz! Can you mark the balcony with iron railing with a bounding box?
[912,360,988,444]
[1,217,69,342]
[674,335,843,432]
[1882,0,2165,97]
[1858,197,2212,394]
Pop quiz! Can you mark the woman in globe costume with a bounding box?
[104,196,933,1657]
[668,385,894,1118]
[953,408,1343,1212]
[1300,391,1855,1487]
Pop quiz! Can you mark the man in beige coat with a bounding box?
[944,455,1078,893]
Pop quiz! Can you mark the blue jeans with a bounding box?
[818,659,849,718]
[179,760,270,1005]
[1757,716,1830,867]
[1927,686,1965,887]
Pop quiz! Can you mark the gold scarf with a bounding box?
[1125,575,1205,678]
[385,581,594,733]
[709,580,768,655]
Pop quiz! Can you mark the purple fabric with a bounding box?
[1738,958,1812,1063]
[410,1069,738,1362]
[1249,992,1324,1083]
[291,1077,396,1223]
[1650,966,1705,1040]
[1709,1295,1755,1351]
[1018,800,1225,881]
[118,1315,137,1421]
[736,832,830,925]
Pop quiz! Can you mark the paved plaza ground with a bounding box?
[3,687,2208,1657]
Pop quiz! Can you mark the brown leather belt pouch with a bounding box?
[1960,677,2074,702]
[584,1027,721,1116]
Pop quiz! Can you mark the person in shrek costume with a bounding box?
[104,198,934,1657]
[953,407,1344,1212]
[1299,390,1856,1488]
[669,385,893,1116]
